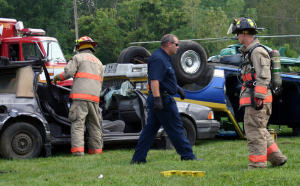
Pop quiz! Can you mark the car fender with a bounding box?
[176,101,212,122]
[0,110,51,142]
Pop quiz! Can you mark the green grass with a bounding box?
[1,136,300,186]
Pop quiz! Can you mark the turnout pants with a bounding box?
[69,100,103,154]
[132,94,195,162]
[244,104,287,168]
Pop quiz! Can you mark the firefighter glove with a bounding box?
[154,97,163,111]
[53,74,60,84]
[254,97,263,110]
[177,87,186,100]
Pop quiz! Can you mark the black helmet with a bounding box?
[227,17,258,35]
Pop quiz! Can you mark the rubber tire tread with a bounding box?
[171,41,207,86]
[117,46,151,64]
[0,122,43,159]
[181,116,196,146]
[163,116,196,149]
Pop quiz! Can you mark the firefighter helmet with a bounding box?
[227,17,258,35]
[75,36,97,51]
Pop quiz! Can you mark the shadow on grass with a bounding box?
[51,142,138,156]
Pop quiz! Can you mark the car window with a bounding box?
[0,71,17,94]
[9,44,19,61]
[22,43,43,60]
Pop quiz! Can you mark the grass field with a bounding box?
[0,127,300,186]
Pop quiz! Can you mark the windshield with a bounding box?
[42,41,66,63]
[22,43,43,60]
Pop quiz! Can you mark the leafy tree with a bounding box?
[174,0,231,56]
[78,8,123,64]
[225,0,245,18]
[0,0,74,56]
[96,0,122,8]
[248,0,300,53]
[134,0,186,39]
[181,0,201,35]
[77,0,96,15]
[116,0,187,52]
[200,0,227,8]
[283,44,299,58]
[195,7,231,55]
[0,0,14,15]
[2,0,299,61]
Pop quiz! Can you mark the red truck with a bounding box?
[0,18,71,86]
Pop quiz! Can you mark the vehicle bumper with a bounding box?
[195,120,220,139]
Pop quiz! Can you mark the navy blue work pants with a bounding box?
[131,94,195,162]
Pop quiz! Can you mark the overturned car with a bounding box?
[0,57,220,159]
[120,41,300,136]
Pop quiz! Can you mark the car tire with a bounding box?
[182,64,215,91]
[162,116,196,149]
[171,41,207,86]
[117,46,151,64]
[182,116,196,146]
[0,122,43,159]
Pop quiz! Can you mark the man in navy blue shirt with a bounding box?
[131,34,197,164]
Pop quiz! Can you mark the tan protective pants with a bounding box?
[244,104,287,168]
[69,100,103,154]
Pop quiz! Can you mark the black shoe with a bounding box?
[271,159,287,167]
[277,159,287,166]
[130,160,146,164]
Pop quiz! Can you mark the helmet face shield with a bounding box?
[227,23,235,35]
[227,17,258,35]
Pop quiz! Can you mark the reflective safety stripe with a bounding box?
[241,85,246,91]
[71,146,84,153]
[249,154,267,162]
[240,95,273,105]
[267,143,278,156]
[240,97,251,105]
[74,72,102,82]
[242,73,254,81]
[255,86,267,95]
[60,72,65,81]
[88,149,102,154]
[70,93,100,102]
[264,95,273,102]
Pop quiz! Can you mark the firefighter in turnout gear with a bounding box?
[53,36,104,156]
[227,17,287,169]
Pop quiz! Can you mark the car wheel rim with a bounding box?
[180,50,201,74]
[12,133,33,155]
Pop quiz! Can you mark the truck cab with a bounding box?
[0,18,71,86]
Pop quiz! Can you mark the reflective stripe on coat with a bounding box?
[62,50,104,103]
[239,39,272,107]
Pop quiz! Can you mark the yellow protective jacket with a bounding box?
[59,49,104,103]
[239,39,273,107]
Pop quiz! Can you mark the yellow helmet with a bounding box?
[75,36,97,51]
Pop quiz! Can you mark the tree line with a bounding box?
[1,0,300,64]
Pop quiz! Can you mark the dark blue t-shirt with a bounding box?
[148,48,178,95]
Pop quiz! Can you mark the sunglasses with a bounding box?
[171,42,179,46]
